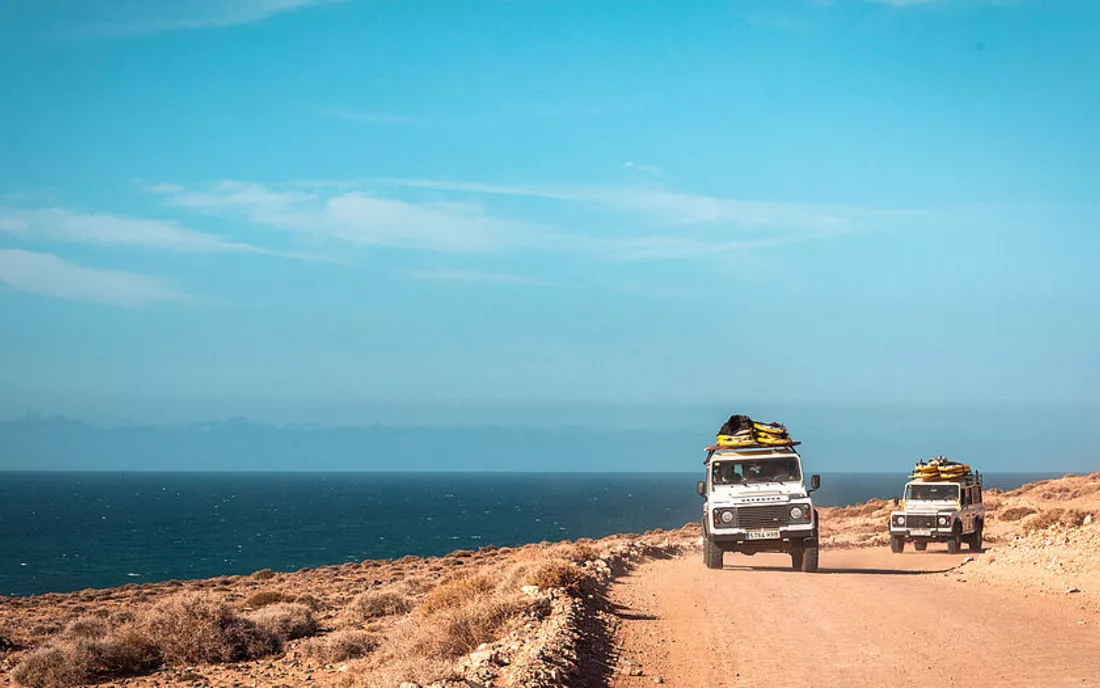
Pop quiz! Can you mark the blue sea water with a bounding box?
[0,471,1061,596]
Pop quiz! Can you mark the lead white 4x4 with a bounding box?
[888,474,985,554]
[697,446,821,572]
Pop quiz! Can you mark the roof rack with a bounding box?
[703,444,802,463]
[705,442,801,452]
[907,472,982,485]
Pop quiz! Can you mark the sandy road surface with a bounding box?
[608,549,1100,688]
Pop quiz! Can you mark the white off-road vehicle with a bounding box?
[888,473,985,554]
[697,446,821,572]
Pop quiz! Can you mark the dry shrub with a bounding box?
[301,630,378,663]
[12,646,75,688]
[135,591,280,664]
[60,616,109,640]
[554,542,600,564]
[251,568,276,580]
[522,559,586,594]
[12,631,159,688]
[414,572,524,658]
[418,596,521,658]
[349,644,457,688]
[1022,508,1093,533]
[419,574,495,616]
[243,590,297,609]
[107,611,135,627]
[296,593,325,611]
[344,591,412,624]
[999,506,1037,522]
[248,603,319,641]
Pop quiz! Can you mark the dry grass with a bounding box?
[248,603,319,642]
[414,571,525,658]
[59,616,109,640]
[243,590,297,609]
[343,591,412,624]
[251,568,276,581]
[12,630,159,688]
[12,592,308,686]
[418,574,495,616]
[522,559,586,594]
[1022,508,1093,533]
[999,506,1038,522]
[134,592,281,664]
[418,596,521,658]
[301,630,378,663]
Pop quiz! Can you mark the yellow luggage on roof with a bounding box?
[716,434,755,448]
[755,433,794,446]
[753,422,787,435]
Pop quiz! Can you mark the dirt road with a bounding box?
[608,548,1100,688]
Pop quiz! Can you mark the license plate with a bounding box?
[746,530,781,540]
[911,529,932,537]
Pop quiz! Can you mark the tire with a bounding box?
[790,548,804,570]
[913,541,928,551]
[968,521,984,552]
[947,525,963,554]
[890,535,905,554]
[801,546,819,573]
[703,537,724,569]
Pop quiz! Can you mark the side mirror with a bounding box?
[810,474,821,492]
[696,481,706,497]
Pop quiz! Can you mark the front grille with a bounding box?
[734,505,789,529]
[905,514,937,529]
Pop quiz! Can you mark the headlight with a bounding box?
[894,515,905,526]
[938,516,949,526]
[789,506,804,520]
[720,510,734,523]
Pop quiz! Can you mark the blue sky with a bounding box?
[1,0,1098,424]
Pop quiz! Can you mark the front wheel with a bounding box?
[703,537,724,569]
[947,525,963,554]
[801,546,819,572]
[790,548,804,570]
[890,535,906,554]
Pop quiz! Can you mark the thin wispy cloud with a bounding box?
[48,0,342,38]
[145,178,911,262]
[151,181,523,253]
[1,207,293,256]
[372,178,898,234]
[622,161,663,175]
[326,109,421,125]
[0,249,186,307]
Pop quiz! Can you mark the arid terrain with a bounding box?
[3,473,1099,688]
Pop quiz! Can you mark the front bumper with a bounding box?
[710,524,817,546]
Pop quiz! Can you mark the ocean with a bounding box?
[0,471,1061,596]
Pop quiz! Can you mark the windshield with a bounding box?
[711,458,801,485]
[906,484,959,501]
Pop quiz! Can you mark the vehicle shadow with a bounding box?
[607,604,659,621]
[722,564,958,576]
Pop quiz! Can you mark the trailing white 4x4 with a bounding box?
[697,445,822,572]
[889,458,985,554]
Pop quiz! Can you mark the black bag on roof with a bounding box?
[718,414,754,437]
